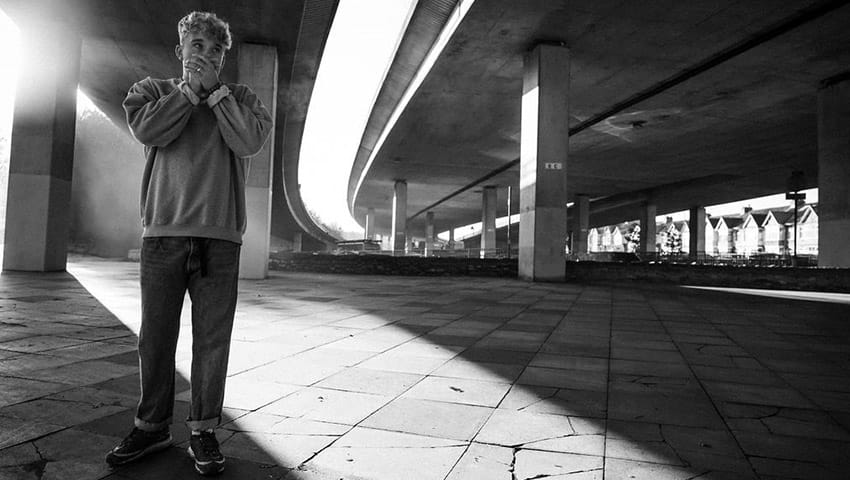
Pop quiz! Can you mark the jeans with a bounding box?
[134,237,240,432]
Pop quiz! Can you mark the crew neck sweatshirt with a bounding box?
[123,77,273,244]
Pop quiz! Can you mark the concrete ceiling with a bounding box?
[0,0,338,247]
[351,0,850,236]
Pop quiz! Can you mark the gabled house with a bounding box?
[740,211,767,256]
[678,220,691,253]
[600,225,618,252]
[796,204,818,255]
[763,208,793,254]
[706,217,720,256]
[716,216,744,255]
[588,227,601,253]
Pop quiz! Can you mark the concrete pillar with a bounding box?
[518,43,570,281]
[3,21,81,272]
[689,206,706,259]
[237,43,277,279]
[365,208,376,240]
[392,180,407,254]
[449,228,456,249]
[292,233,302,253]
[481,186,497,258]
[425,211,435,257]
[639,202,657,255]
[818,78,850,267]
[570,194,590,256]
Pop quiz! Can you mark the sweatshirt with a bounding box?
[123,77,273,244]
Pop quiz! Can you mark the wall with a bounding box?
[270,252,518,277]
[70,108,144,258]
[270,253,850,292]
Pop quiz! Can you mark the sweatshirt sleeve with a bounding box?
[123,78,194,147]
[209,85,273,158]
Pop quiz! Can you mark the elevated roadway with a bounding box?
[350,0,850,235]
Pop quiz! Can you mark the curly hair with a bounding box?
[177,11,232,50]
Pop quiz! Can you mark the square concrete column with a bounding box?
[292,233,302,252]
[518,44,570,281]
[425,211,435,257]
[3,21,81,272]
[639,202,657,255]
[392,180,407,254]
[365,208,376,240]
[818,77,850,267]
[570,194,590,256]
[481,186,497,258]
[237,43,277,279]
[689,206,706,259]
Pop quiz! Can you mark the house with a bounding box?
[716,216,744,255]
[588,227,600,253]
[679,220,690,254]
[763,208,793,254]
[739,211,767,256]
[796,204,818,255]
[706,217,720,256]
[657,217,690,254]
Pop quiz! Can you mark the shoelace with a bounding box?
[196,432,220,456]
[120,428,151,448]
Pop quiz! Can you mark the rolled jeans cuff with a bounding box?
[186,416,221,431]
[135,416,171,432]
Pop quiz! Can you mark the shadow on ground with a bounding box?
[0,257,848,479]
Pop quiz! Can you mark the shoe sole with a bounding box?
[106,435,173,466]
[188,446,225,476]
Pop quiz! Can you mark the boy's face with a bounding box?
[175,31,226,73]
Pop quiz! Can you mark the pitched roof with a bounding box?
[718,216,744,229]
[744,213,768,227]
[767,208,793,225]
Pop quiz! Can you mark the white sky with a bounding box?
[0,10,19,135]
[298,0,416,235]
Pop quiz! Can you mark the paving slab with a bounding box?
[0,258,849,479]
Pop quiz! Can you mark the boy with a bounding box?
[106,11,272,476]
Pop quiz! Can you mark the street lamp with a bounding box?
[786,171,806,266]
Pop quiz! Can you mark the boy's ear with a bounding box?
[174,44,182,61]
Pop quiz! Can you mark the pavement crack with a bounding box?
[523,467,604,480]
[510,447,518,480]
[24,442,48,480]
[517,389,560,412]
[684,471,712,480]
[659,425,688,466]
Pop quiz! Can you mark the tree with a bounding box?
[624,225,640,252]
[663,227,682,254]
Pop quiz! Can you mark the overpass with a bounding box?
[2,1,849,281]
[348,0,850,279]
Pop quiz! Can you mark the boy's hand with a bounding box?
[184,55,221,93]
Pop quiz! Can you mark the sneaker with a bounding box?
[188,430,225,476]
[105,427,172,466]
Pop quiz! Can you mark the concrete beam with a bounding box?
[481,186,497,257]
[392,180,407,254]
[818,77,850,267]
[238,43,278,279]
[639,202,657,255]
[3,21,81,272]
[518,44,570,281]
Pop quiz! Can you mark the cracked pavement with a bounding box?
[0,256,849,479]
